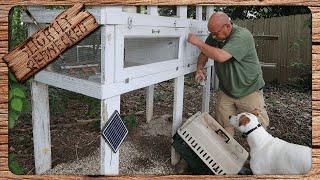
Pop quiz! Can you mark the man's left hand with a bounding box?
[187,33,203,47]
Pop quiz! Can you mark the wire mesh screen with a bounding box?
[124,37,180,68]
[28,24,102,83]
[51,27,102,83]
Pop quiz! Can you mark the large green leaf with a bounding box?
[12,88,26,98]
[11,98,23,112]
[9,111,19,129]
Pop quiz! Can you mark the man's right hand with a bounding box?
[195,69,207,84]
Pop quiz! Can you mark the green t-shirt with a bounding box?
[205,24,265,98]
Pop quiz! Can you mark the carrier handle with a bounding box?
[215,129,230,143]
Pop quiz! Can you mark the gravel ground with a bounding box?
[44,114,184,175]
[9,78,311,175]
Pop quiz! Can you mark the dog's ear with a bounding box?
[239,115,250,126]
[251,109,259,116]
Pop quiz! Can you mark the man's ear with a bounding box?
[251,109,259,116]
[239,115,250,126]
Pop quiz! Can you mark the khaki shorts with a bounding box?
[215,90,269,137]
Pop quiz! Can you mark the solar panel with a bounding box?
[101,110,128,153]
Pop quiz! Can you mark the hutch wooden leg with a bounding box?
[171,75,184,165]
[202,67,211,113]
[146,85,154,123]
[31,80,51,174]
[100,95,121,175]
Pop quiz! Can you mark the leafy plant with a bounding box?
[123,114,137,130]
[78,95,100,117]
[8,7,28,128]
[288,36,311,90]
[9,153,23,175]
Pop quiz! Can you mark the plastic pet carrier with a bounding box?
[172,112,249,175]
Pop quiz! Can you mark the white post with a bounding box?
[31,80,51,174]
[101,7,121,85]
[100,95,121,175]
[202,67,211,112]
[172,76,184,165]
[206,6,214,20]
[145,5,158,123]
[170,5,187,166]
[196,6,203,20]
[197,6,212,112]
[147,6,158,16]
[146,85,154,123]
[206,6,219,90]
[177,6,187,18]
[211,65,219,90]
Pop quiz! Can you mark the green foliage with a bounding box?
[9,7,27,51]
[48,88,67,114]
[8,72,27,128]
[222,6,310,20]
[79,95,100,117]
[289,58,311,90]
[123,114,137,130]
[288,26,311,91]
[158,6,176,17]
[8,7,29,129]
[9,153,23,175]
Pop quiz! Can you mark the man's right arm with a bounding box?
[195,52,209,83]
[197,52,209,71]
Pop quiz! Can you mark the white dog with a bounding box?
[229,111,312,175]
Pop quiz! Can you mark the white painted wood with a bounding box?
[34,71,102,99]
[124,38,179,65]
[202,67,211,113]
[171,75,184,165]
[196,6,203,20]
[147,6,158,16]
[206,6,215,20]
[146,85,154,123]
[101,25,116,85]
[31,80,51,174]
[114,25,186,82]
[176,6,187,18]
[105,11,189,27]
[211,64,219,91]
[145,5,158,123]
[122,6,137,13]
[102,61,214,99]
[100,95,121,175]
[23,6,189,27]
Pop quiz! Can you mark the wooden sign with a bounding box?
[2,3,99,82]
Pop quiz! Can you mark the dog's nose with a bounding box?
[229,115,232,119]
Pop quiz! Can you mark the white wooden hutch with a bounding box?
[24,5,215,175]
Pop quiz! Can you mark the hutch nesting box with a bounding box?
[24,5,215,175]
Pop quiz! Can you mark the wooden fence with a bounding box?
[234,14,311,83]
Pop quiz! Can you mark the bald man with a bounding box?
[187,12,269,137]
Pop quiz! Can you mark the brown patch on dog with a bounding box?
[251,109,259,116]
[239,115,250,126]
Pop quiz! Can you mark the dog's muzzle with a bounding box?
[242,124,262,138]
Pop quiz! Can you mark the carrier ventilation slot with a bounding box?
[180,129,226,175]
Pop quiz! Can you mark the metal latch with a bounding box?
[152,29,160,34]
[128,17,133,29]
